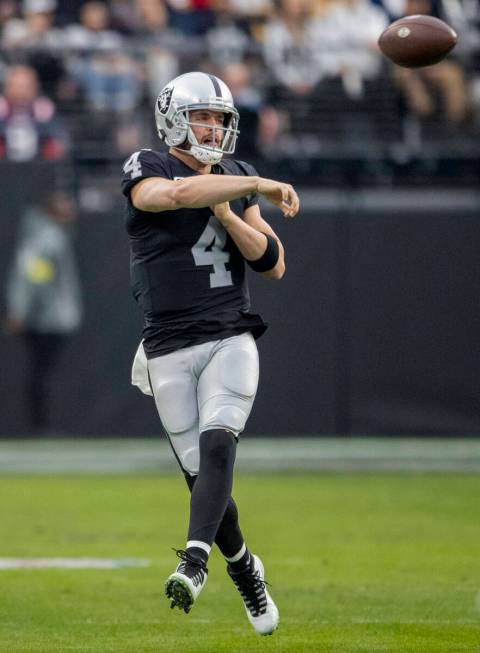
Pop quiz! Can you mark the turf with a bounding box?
[0,472,479,652]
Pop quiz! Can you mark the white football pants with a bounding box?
[146,332,259,475]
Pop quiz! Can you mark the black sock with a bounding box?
[185,546,209,566]
[187,429,237,548]
[226,545,252,573]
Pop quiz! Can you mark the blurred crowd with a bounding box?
[0,0,479,163]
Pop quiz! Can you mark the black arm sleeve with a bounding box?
[246,234,280,272]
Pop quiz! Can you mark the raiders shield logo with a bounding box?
[157,87,173,115]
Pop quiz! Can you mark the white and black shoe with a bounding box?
[165,549,208,614]
[227,554,279,635]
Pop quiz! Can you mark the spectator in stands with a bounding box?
[66,1,121,51]
[110,0,179,154]
[66,1,141,114]
[5,189,83,434]
[134,0,169,34]
[392,0,470,124]
[109,0,138,34]
[111,0,171,36]
[441,0,480,65]
[0,1,19,39]
[1,0,62,50]
[0,1,17,81]
[54,0,84,26]
[256,103,286,155]
[166,0,216,35]
[315,0,388,99]
[255,0,329,155]
[227,0,273,42]
[1,0,71,101]
[260,0,326,97]
[0,64,68,160]
[228,0,273,19]
[218,61,264,155]
[132,0,179,103]
[219,61,264,113]
[205,1,251,65]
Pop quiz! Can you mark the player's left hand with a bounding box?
[212,202,235,226]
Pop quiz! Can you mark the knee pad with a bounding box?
[201,402,250,435]
[175,443,200,476]
[165,422,200,475]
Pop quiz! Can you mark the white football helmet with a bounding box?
[155,71,240,165]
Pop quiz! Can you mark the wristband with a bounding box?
[246,234,279,272]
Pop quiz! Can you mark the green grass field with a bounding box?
[1,472,479,652]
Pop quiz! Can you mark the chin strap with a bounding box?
[186,124,224,164]
[190,145,223,165]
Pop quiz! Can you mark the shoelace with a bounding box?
[229,566,269,617]
[173,548,208,587]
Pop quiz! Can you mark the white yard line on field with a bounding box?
[0,558,151,569]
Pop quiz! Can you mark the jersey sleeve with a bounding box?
[238,161,259,210]
[224,160,259,211]
[121,149,169,198]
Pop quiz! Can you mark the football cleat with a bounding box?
[165,549,208,614]
[227,554,279,635]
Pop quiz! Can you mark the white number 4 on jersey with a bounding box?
[123,151,142,179]
[192,217,233,288]
[123,149,151,179]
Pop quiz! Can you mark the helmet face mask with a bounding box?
[186,109,239,164]
[155,72,240,165]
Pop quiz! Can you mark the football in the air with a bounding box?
[378,15,458,68]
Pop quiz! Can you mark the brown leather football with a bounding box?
[378,15,457,68]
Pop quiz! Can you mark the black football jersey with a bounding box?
[121,149,267,357]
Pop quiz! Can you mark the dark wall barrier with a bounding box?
[349,208,480,435]
[1,164,480,436]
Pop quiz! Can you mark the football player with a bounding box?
[121,71,299,635]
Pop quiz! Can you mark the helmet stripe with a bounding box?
[207,74,222,99]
